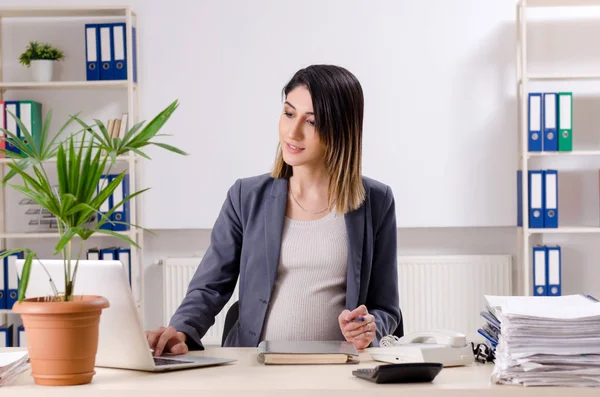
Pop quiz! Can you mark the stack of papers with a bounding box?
[489,294,600,387]
[0,352,29,387]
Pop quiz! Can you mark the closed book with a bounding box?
[257,340,359,365]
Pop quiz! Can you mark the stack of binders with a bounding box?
[532,245,562,297]
[517,169,558,228]
[86,247,131,286]
[85,22,137,81]
[528,92,572,152]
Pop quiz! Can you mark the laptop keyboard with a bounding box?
[154,357,194,366]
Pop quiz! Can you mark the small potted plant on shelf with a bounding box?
[0,100,187,386]
[19,41,65,82]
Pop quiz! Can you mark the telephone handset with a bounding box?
[395,329,467,348]
[369,329,474,367]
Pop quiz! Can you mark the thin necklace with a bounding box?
[289,186,329,215]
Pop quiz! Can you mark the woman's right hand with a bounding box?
[145,326,189,356]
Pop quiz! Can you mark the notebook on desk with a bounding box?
[257,340,359,365]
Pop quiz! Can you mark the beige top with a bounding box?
[261,209,348,342]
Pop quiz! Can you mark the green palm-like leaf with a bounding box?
[0,100,186,301]
[7,109,38,156]
[18,253,34,302]
[54,228,78,255]
[149,142,188,156]
[93,229,139,248]
[1,158,33,185]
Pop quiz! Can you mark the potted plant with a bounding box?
[0,100,186,386]
[19,41,65,82]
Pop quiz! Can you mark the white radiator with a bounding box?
[163,254,512,345]
[397,254,512,341]
[162,256,239,346]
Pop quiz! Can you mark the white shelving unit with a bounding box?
[0,7,144,315]
[516,0,600,296]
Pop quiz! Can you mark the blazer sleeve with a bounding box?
[168,179,243,350]
[367,185,401,347]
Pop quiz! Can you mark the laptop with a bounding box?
[16,259,235,372]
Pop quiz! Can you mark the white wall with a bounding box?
[1,0,600,332]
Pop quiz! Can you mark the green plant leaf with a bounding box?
[149,142,189,156]
[120,120,146,147]
[128,100,179,146]
[93,229,139,248]
[38,108,52,154]
[0,249,35,303]
[0,121,35,158]
[1,158,32,185]
[53,228,77,255]
[128,147,151,160]
[8,109,39,156]
[18,254,34,302]
[56,143,68,197]
[45,113,80,156]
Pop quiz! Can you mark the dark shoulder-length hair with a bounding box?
[271,64,365,214]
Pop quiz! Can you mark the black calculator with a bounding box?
[352,362,443,384]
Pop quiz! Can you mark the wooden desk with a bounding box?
[1,347,598,396]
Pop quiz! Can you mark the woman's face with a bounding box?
[278,86,325,169]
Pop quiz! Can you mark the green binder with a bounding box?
[18,100,42,151]
[557,92,572,152]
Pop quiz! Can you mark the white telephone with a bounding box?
[368,329,474,367]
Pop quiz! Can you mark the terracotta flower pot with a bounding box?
[12,295,110,386]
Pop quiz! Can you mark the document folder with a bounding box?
[558,92,572,152]
[544,170,558,228]
[528,170,545,228]
[4,101,20,154]
[543,93,558,151]
[99,24,114,80]
[85,24,100,80]
[533,245,547,296]
[528,93,542,152]
[547,246,561,296]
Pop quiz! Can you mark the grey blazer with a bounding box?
[169,173,400,349]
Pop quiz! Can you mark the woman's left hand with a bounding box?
[338,305,376,350]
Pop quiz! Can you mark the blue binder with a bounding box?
[547,245,561,296]
[111,173,130,231]
[100,247,118,261]
[528,93,543,152]
[117,247,131,286]
[111,23,127,80]
[0,250,5,310]
[533,245,547,296]
[528,170,545,228]
[132,26,137,83]
[5,252,21,309]
[98,175,113,230]
[517,170,523,227]
[4,101,20,154]
[543,93,558,151]
[544,170,558,228]
[0,324,13,348]
[18,325,26,347]
[85,24,100,80]
[99,23,115,80]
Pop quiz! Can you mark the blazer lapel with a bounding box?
[344,203,365,310]
[264,178,288,296]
